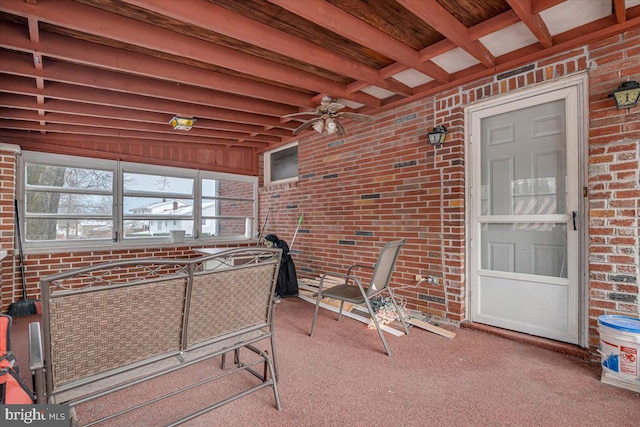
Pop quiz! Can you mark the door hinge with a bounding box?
[583,187,588,197]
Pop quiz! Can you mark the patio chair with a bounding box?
[309,239,409,356]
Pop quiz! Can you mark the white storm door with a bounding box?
[470,87,580,344]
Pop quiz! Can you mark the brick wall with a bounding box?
[218,180,255,235]
[259,29,640,352]
[0,238,228,313]
[0,145,18,310]
[586,28,640,348]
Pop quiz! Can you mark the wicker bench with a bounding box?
[29,247,282,426]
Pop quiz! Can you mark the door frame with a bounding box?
[464,73,589,347]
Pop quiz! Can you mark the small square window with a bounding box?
[265,143,298,185]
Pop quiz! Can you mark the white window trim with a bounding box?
[264,141,299,186]
[18,152,258,252]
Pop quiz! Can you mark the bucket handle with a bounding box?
[597,349,619,372]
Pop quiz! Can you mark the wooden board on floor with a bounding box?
[299,277,341,289]
[407,318,456,339]
[296,293,405,336]
[298,284,319,293]
[298,285,353,311]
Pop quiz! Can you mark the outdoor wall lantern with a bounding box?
[609,81,640,109]
[427,125,447,147]
[169,116,196,130]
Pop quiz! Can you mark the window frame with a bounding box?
[119,162,196,241]
[19,152,258,250]
[264,141,298,186]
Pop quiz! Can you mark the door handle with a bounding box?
[572,211,577,231]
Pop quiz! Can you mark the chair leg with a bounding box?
[310,289,323,336]
[337,300,344,321]
[363,298,392,356]
[269,323,279,381]
[390,292,410,335]
[265,354,282,411]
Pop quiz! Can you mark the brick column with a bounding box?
[0,144,20,313]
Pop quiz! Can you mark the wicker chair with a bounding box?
[309,239,409,356]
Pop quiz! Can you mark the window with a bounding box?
[264,142,298,185]
[122,168,194,239]
[202,178,254,237]
[20,152,258,249]
[23,156,114,243]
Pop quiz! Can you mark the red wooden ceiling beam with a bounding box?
[125,0,413,97]
[0,0,381,107]
[0,93,291,138]
[0,108,278,144]
[612,0,627,23]
[267,0,450,84]
[0,118,269,148]
[0,74,297,131]
[398,0,496,68]
[0,50,295,118]
[506,0,553,48]
[0,23,315,110]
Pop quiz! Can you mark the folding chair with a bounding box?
[309,239,409,356]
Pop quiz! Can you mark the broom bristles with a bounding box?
[8,299,38,317]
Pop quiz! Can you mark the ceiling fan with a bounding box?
[282,96,375,136]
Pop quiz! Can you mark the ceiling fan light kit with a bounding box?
[282,96,374,137]
[312,119,324,134]
[324,118,338,134]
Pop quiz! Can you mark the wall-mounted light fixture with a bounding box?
[609,81,640,109]
[427,125,447,147]
[169,116,196,130]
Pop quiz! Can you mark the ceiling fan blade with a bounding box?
[338,112,375,122]
[335,120,347,136]
[282,111,320,119]
[292,118,320,135]
[327,102,345,113]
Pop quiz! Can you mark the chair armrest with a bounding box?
[29,322,43,371]
[346,264,374,276]
[319,272,363,290]
[318,272,368,300]
[29,322,46,403]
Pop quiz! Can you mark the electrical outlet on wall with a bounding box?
[416,274,439,284]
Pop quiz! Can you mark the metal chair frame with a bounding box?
[30,247,283,425]
[309,239,409,356]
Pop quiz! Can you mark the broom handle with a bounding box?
[256,208,271,246]
[289,214,304,251]
[14,199,28,299]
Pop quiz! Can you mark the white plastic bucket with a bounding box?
[598,315,640,383]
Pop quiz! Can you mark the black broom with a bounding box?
[8,199,38,317]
